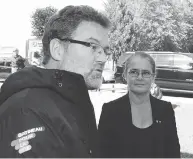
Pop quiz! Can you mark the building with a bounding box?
[26,39,42,65]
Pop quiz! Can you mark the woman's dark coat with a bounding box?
[98,94,181,158]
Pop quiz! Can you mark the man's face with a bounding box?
[61,21,109,90]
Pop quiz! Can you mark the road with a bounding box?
[89,84,193,156]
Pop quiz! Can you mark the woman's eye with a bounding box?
[143,71,151,75]
[130,70,138,74]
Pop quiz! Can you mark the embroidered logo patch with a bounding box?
[11,126,45,154]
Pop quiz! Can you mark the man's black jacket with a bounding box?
[0,66,99,157]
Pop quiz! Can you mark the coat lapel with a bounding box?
[150,95,161,123]
[150,95,165,156]
[119,94,133,125]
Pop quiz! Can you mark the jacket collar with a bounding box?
[0,66,92,107]
[51,68,90,105]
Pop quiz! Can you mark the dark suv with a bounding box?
[115,51,193,94]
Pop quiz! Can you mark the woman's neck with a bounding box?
[129,91,150,105]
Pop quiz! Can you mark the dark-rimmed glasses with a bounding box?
[58,38,111,59]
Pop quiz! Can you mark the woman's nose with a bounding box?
[137,72,143,79]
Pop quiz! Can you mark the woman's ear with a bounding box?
[49,38,63,61]
[151,74,156,84]
[122,66,127,80]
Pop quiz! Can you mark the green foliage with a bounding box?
[31,6,58,38]
[105,0,193,61]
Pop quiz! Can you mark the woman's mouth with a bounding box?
[135,83,145,86]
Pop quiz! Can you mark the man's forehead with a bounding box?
[87,37,109,48]
[72,21,109,43]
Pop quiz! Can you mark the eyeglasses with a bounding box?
[58,38,111,60]
[128,69,154,78]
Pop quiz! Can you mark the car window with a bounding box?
[155,54,174,67]
[173,54,193,69]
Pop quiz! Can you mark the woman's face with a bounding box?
[126,56,155,95]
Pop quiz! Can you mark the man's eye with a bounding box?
[91,44,98,50]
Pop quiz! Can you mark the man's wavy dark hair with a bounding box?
[42,5,111,65]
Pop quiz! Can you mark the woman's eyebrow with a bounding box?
[130,69,151,71]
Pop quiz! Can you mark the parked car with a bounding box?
[115,51,193,94]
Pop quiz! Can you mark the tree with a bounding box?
[31,6,58,38]
[104,0,193,61]
[180,0,193,52]
[104,0,153,62]
[141,0,190,51]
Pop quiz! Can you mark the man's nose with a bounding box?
[96,50,107,63]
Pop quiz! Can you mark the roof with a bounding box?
[117,51,193,67]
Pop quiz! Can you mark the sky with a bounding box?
[0,0,106,57]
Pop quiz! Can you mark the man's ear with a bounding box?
[49,38,63,61]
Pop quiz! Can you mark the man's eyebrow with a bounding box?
[87,37,110,49]
[87,37,100,43]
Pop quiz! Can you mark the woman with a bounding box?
[98,52,180,158]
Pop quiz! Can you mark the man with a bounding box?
[12,49,25,73]
[0,5,111,157]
